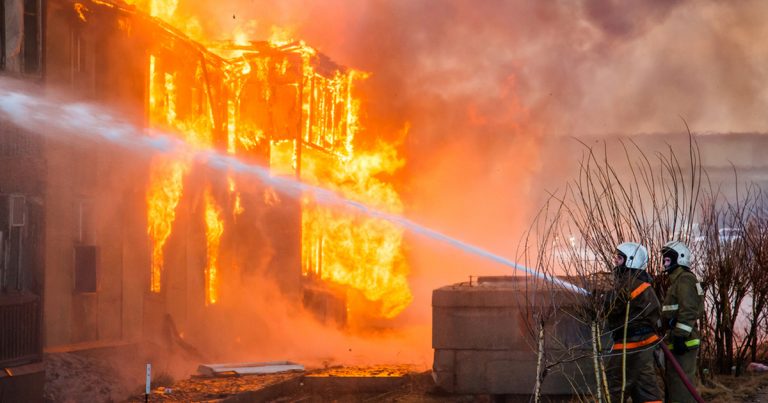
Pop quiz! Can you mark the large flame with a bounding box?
[302,70,411,318]
[273,64,412,318]
[300,143,411,318]
[132,0,411,317]
[204,188,224,305]
[145,52,217,298]
[146,161,185,292]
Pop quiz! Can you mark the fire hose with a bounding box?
[659,341,706,403]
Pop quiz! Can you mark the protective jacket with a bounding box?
[661,266,705,351]
[606,268,661,350]
[605,267,664,403]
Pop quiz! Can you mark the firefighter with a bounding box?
[604,242,663,403]
[661,241,705,403]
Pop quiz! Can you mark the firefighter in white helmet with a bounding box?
[603,242,663,403]
[661,241,704,403]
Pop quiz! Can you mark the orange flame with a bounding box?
[269,26,295,47]
[276,63,412,318]
[204,189,224,305]
[74,3,88,22]
[135,3,411,318]
[300,141,410,318]
[146,52,214,294]
[228,177,244,217]
[123,0,203,40]
[146,161,185,292]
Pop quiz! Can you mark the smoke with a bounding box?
[142,0,768,335]
[179,0,768,133]
[194,272,432,368]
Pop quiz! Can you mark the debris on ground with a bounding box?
[125,372,303,402]
[306,364,419,377]
[197,360,304,376]
[124,365,507,402]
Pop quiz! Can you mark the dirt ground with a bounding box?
[43,347,768,403]
[700,372,768,403]
[127,370,502,403]
[44,351,138,402]
[129,370,768,402]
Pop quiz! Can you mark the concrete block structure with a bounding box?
[432,276,602,396]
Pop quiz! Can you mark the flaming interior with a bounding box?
[131,0,411,316]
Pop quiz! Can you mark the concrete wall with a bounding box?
[432,276,600,396]
[42,0,150,347]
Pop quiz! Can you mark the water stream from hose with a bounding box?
[0,80,588,295]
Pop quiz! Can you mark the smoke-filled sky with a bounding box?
[163,0,768,317]
[186,0,768,136]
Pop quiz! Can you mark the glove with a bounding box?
[662,318,676,334]
[672,335,689,355]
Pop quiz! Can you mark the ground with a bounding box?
[42,347,768,402]
[701,373,768,403]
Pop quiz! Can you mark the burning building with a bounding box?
[0,1,409,398]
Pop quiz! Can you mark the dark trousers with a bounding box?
[606,347,663,403]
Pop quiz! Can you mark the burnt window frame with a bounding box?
[22,0,42,75]
[73,199,97,294]
[0,194,27,292]
[73,245,98,293]
[1,1,6,71]
[1,0,44,76]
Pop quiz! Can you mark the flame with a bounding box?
[234,28,250,47]
[74,3,88,22]
[204,189,224,305]
[146,53,214,294]
[261,48,411,318]
[298,65,411,318]
[133,4,411,317]
[123,0,202,40]
[301,142,410,318]
[148,0,178,19]
[146,162,185,292]
[269,26,295,47]
[228,177,244,217]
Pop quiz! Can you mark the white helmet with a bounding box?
[616,242,648,270]
[662,241,691,269]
